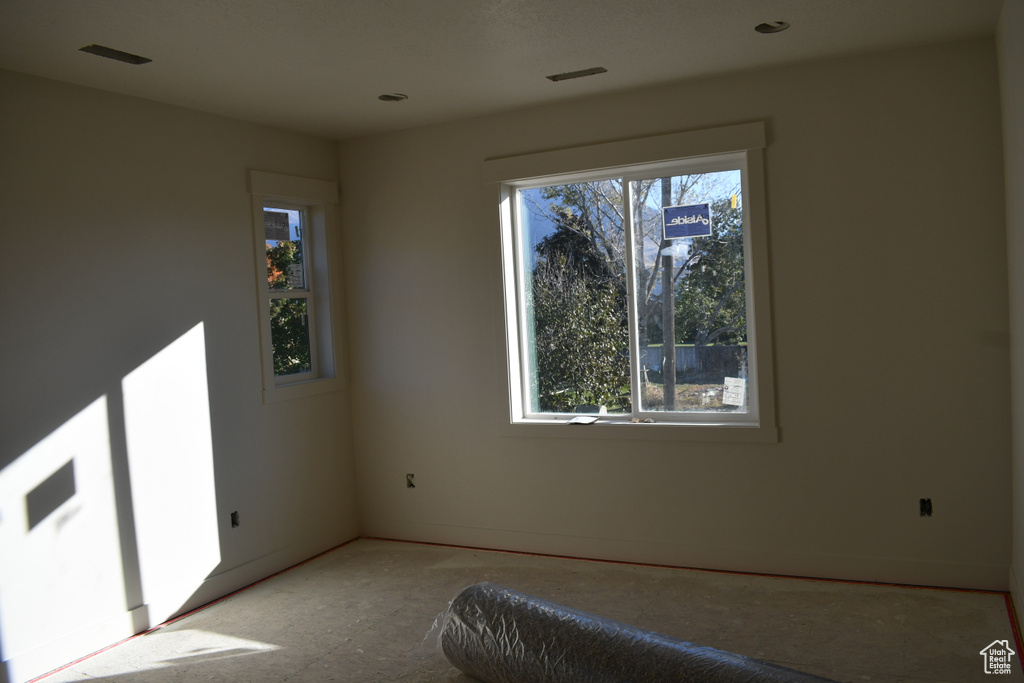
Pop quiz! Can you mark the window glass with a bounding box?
[629,171,748,414]
[269,298,311,376]
[511,158,755,424]
[264,209,305,290]
[264,206,312,378]
[521,184,630,414]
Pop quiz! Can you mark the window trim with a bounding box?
[486,123,777,442]
[248,170,343,404]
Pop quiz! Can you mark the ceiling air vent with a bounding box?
[546,67,607,82]
[79,44,152,65]
[754,21,790,34]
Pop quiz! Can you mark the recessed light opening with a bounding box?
[79,44,152,65]
[546,66,607,82]
[754,21,790,34]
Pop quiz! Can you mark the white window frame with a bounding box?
[486,122,777,442]
[248,170,342,403]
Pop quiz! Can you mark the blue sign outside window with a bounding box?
[663,203,711,239]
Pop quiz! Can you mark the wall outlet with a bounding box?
[406,473,415,488]
[919,498,932,517]
[231,510,240,527]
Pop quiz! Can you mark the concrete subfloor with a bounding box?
[37,538,1022,682]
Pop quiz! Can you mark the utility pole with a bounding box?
[661,178,676,410]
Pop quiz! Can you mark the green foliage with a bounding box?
[674,200,747,346]
[531,211,631,413]
[269,298,311,375]
[266,240,299,288]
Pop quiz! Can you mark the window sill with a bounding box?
[263,375,344,404]
[502,418,779,443]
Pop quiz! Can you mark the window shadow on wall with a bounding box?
[0,322,221,683]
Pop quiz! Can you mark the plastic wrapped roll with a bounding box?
[439,582,837,683]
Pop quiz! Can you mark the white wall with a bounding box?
[0,69,358,682]
[1001,0,1024,623]
[340,38,1010,591]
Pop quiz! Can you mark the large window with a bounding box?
[491,124,775,437]
[248,171,341,402]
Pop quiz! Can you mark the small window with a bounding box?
[249,171,341,402]
[263,205,314,379]
[489,123,775,438]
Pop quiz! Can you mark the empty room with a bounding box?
[2,0,1024,681]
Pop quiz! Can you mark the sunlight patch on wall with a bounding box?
[0,396,126,677]
[122,322,220,625]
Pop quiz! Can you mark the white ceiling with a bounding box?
[0,0,1006,141]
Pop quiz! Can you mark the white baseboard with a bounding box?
[365,518,1010,591]
[1010,564,1024,637]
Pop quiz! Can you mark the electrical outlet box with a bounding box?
[406,473,415,488]
[919,499,932,517]
[231,510,240,527]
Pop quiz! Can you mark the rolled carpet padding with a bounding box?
[439,582,839,683]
